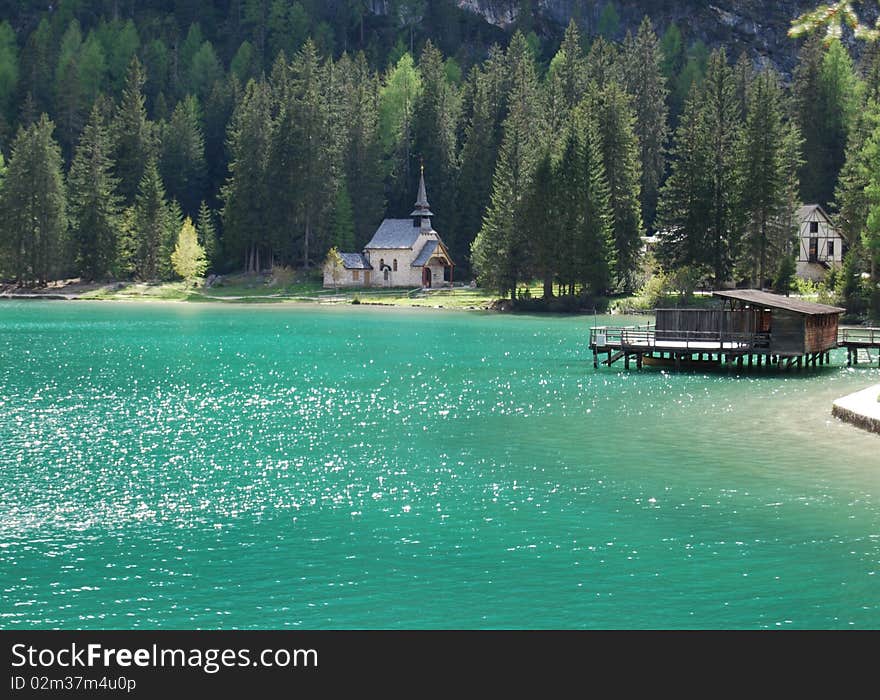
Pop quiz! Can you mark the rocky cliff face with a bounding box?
[450,1,834,73]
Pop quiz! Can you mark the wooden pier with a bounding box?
[590,290,844,371]
[839,327,880,367]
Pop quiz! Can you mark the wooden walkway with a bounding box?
[589,324,831,371]
[839,327,880,366]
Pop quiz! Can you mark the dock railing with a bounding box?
[590,325,770,351]
[839,327,880,346]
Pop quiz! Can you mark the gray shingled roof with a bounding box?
[795,204,831,223]
[411,239,439,267]
[713,289,844,315]
[365,219,422,249]
[339,253,372,270]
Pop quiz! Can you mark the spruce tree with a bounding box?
[331,185,356,251]
[471,33,542,299]
[132,157,171,280]
[159,95,207,218]
[621,17,669,232]
[0,115,67,285]
[338,52,385,248]
[545,20,587,136]
[196,200,219,270]
[594,83,642,290]
[222,78,273,273]
[657,86,713,275]
[412,40,459,247]
[738,69,803,288]
[68,104,122,280]
[379,52,423,215]
[114,56,155,204]
[700,49,743,287]
[457,48,507,260]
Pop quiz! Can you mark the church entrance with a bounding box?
[422,267,432,288]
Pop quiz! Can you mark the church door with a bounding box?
[422,267,432,288]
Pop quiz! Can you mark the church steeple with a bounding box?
[410,163,434,230]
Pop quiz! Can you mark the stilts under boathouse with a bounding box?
[589,289,845,371]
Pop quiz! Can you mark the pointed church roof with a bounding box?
[410,164,434,218]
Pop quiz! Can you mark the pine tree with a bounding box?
[222,78,273,273]
[700,49,743,287]
[196,200,219,269]
[331,184,356,251]
[471,33,542,299]
[657,86,713,275]
[379,51,423,215]
[794,37,860,206]
[0,115,67,285]
[545,20,587,136]
[523,148,560,298]
[132,158,171,280]
[171,216,207,284]
[594,83,642,290]
[68,104,122,280]
[568,105,615,294]
[738,69,803,288]
[457,48,507,260]
[268,40,332,267]
[835,99,880,250]
[621,17,669,232]
[159,95,207,218]
[412,40,459,247]
[114,56,155,204]
[337,52,385,248]
[0,21,20,129]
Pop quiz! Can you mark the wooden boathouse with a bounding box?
[590,289,845,371]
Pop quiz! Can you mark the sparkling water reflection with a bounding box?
[0,301,878,629]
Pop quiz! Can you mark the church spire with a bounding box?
[410,163,434,228]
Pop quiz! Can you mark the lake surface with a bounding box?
[1,301,879,629]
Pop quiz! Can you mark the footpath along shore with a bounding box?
[833,384,880,435]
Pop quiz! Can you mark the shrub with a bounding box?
[268,264,296,288]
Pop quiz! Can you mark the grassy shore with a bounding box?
[42,273,549,310]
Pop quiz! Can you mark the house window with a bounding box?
[809,221,819,234]
[827,241,834,258]
[379,258,384,268]
[352,269,360,281]
[393,259,398,271]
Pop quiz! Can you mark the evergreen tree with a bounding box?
[222,78,273,273]
[523,148,560,298]
[700,49,743,287]
[835,99,880,250]
[412,40,459,247]
[794,37,860,206]
[594,83,642,289]
[268,40,332,267]
[0,20,19,128]
[457,48,507,261]
[738,69,803,288]
[621,17,669,231]
[171,217,207,284]
[337,52,385,248]
[331,184,356,251]
[379,51,422,215]
[545,20,587,136]
[68,104,122,280]
[657,86,713,275]
[585,35,619,90]
[196,200,219,269]
[132,157,172,280]
[471,33,542,299]
[159,95,207,218]
[114,56,155,204]
[0,115,67,285]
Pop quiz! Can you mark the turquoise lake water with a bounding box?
[1,301,879,629]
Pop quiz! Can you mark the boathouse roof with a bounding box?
[713,289,845,315]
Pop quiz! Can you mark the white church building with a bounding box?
[323,169,455,289]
